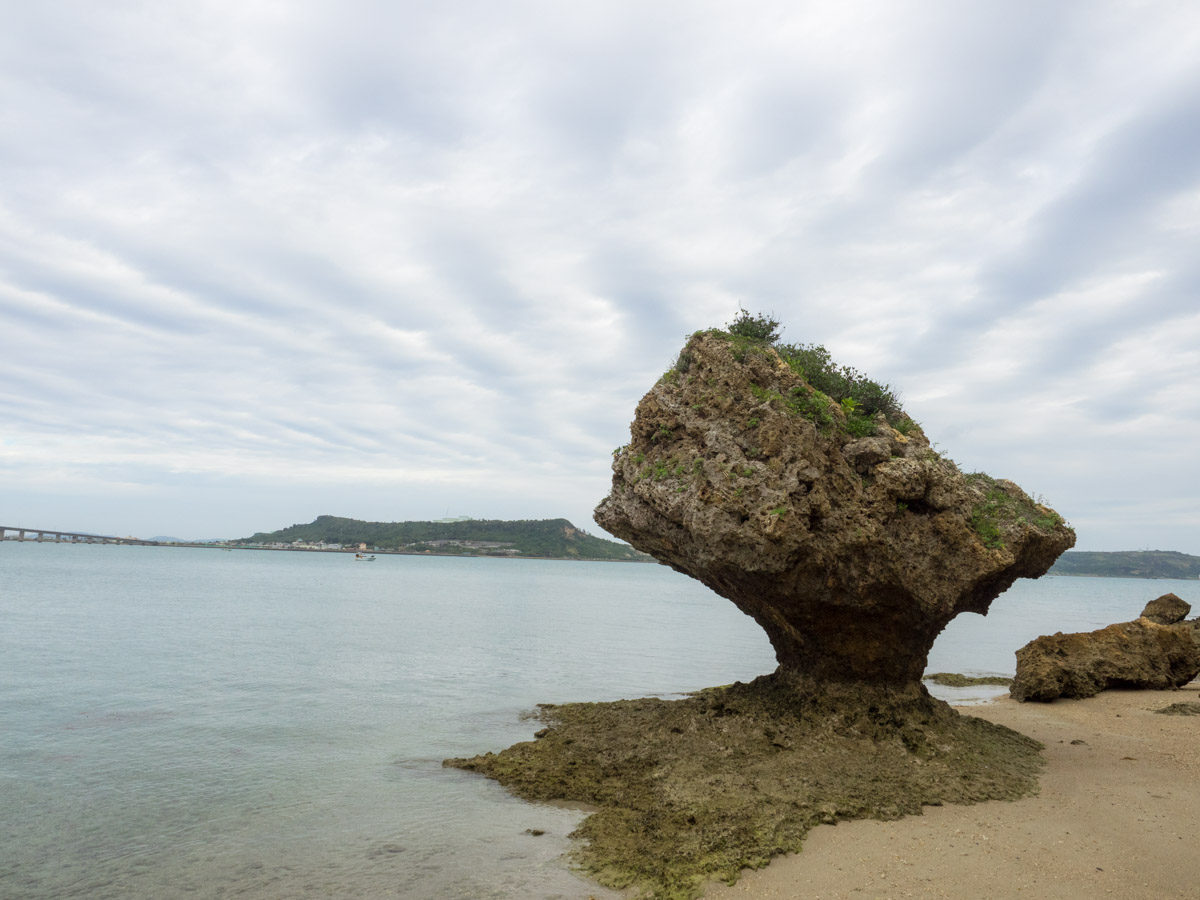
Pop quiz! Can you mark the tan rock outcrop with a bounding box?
[595,331,1076,699]
[1140,592,1190,625]
[1011,594,1200,701]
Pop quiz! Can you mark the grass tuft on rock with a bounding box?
[696,310,905,436]
[964,472,1070,550]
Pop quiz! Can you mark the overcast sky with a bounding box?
[2,1,1198,551]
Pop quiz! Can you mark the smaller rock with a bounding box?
[1011,614,1200,702]
[525,828,546,836]
[1155,702,1200,716]
[1140,593,1191,625]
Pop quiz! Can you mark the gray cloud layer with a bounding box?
[2,1,1198,550]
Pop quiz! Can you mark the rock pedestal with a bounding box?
[596,331,1076,700]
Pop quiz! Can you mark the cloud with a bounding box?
[1,1,1198,549]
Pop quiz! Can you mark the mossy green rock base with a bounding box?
[444,676,1043,899]
[923,672,1014,687]
[1155,701,1200,716]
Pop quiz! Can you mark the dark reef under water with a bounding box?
[446,674,1043,900]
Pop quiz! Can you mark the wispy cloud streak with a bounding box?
[1,1,1198,549]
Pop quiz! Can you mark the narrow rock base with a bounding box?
[444,674,1043,900]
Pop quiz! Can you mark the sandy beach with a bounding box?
[704,682,1200,900]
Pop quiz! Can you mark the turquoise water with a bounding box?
[2,542,1196,899]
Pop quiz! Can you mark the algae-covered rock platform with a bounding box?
[445,314,1075,899]
[447,679,1043,898]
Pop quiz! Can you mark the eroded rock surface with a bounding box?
[595,331,1075,697]
[1011,595,1200,702]
[1141,592,1190,625]
[1156,701,1200,716]
[446,678,1043,899]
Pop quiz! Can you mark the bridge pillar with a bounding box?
[18,530,25,541]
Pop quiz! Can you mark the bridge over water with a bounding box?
[0,526,158,546]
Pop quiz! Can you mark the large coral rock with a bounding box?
[1011,597,1200,702]
[595,331,1076,696]
[448,329,1074,900]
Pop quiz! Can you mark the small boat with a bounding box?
[354,552,376,561]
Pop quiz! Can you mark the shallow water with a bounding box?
[1,542,1195,899]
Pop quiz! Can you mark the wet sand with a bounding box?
[705,682,1200,900]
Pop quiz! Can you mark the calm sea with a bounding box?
[2,542,1196,899]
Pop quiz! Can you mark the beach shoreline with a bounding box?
[703,682,1199,899]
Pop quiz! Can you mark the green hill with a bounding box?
[240,515,653,561]
[1049,550,1200,580]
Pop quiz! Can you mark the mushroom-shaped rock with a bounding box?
[448,324,1071,899]
[595,330,1076,700]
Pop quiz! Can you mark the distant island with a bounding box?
[149,535,228,544]
[238,515,654,562]
[1048,550,1200,579]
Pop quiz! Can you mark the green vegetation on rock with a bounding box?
[691,309,907,438]
[965,473,1068,550]
[240,515,650,561]
[725,307,783,343]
